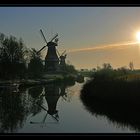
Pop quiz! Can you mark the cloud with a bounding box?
[68,41,139,53]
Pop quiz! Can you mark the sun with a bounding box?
[136,32,140,42]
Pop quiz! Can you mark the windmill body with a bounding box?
[45,84,60,116]
[60,55,66,66]
[45,42,59,72]
[59,51,67,71]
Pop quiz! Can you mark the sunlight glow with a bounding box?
[136,32,140,42]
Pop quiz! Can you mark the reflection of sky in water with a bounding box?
[15,81,135,133]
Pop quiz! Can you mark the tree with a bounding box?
[92,68,96,72]
[129,61,134,71]
[28,48,44,78]
[0,33,27,79]
[96,65,101,71]
[65,64,77,74]
[102,63,112,70]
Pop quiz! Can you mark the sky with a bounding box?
[1,7,140,69]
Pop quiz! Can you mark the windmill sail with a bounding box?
[40,29,48,44]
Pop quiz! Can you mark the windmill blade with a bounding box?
[51,115,59,122]
[40,29,48,44]
[36,102,48,111]
[42,113,48,123]
[61,50,66,56]
[37,45,47,54]
[62,96,67,101]
[31,48,37,52]
[54,38,59,43]
[56,48,60,57]
[50,33,58,42]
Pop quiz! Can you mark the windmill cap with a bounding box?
[47,42,58,46]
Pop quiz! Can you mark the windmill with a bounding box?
[57,50,67,71]
[38,29,59,72]
[59,50,67,65]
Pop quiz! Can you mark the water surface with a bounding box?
[0,78,136,133]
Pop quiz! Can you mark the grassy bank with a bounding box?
[80,81,140,131]
[80,68,140,131]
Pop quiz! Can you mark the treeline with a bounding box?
[80,62,140,105]
[0,33,77,80]
[79,62,135,78]
[90,63,139,82]
[92,63,129,81]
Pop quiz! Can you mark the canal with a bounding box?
[0,78,136,133]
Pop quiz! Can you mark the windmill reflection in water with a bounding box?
[29,83,71,126]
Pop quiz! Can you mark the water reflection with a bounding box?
[80,80,140,132]
[0,88,29,133]
[0,80,76,133]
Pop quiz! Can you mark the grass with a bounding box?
[119,73,140,81]
[80,68,140,131]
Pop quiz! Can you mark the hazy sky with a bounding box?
[1,7,140,69]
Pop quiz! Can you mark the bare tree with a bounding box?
[129,61,134,71]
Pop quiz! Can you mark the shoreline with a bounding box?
[0,74,84,88]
